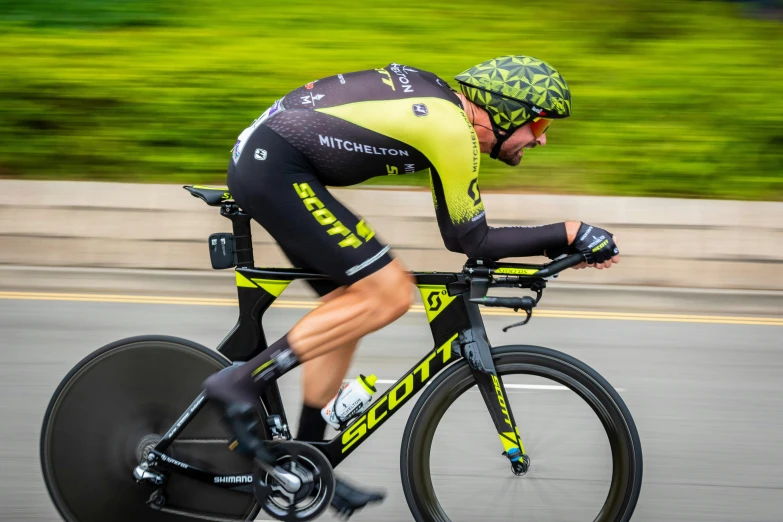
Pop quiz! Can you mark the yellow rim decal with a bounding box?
[251,359,274,377]
[235,272,257,288]
[251,278,290,297]
[494,267,539,276]
[417,284,457,322]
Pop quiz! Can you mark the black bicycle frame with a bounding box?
[146,203,569,487]
[149,265,531,480]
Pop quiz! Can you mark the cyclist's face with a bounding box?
[497,123,547,167]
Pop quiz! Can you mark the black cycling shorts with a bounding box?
[227,125,394,296]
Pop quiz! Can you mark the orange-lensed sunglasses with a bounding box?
[530,118,552,138]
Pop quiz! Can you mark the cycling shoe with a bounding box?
[330,476,385,519]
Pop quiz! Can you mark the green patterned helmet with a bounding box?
[455,55,572,135]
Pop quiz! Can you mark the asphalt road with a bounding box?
[1,294,782,522]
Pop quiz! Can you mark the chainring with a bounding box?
[253,441,335,522]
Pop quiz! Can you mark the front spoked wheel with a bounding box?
[401,345,642,522]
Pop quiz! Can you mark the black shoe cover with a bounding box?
[222,402,278,463]
[330,477,385,519]
[203,367,276,463]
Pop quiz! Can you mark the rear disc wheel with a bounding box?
[40,335,260,522]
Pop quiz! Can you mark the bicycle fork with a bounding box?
[460,300,530,475]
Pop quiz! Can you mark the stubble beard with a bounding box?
[498,146,522,167]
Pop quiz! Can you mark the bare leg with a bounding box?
[203,260,412,455]
[301,340,359,406]
[301,286,361,407]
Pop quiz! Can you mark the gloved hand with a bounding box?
[546,222,620,268]
[571,222,619,264]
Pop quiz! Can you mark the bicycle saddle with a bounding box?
[184,185,234,206]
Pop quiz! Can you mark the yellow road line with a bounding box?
[0,291,780,326]
[0,291,238,307]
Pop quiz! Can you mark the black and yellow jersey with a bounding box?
[234,63,566,260]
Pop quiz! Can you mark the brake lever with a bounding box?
[530,280,546,304]
[503,284,544,331]
[502,308,532,332]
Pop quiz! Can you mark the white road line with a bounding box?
[506,384,568,391]
[346,379,625,392]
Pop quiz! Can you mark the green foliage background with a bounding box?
[1,0,781,199]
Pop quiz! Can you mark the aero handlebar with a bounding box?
[533,253,585,278]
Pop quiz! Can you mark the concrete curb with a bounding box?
[1,180,781,290]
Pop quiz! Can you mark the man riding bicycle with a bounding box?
[203,55,621,518]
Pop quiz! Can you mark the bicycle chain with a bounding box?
[158,505,255,522]
[173,438,231,445]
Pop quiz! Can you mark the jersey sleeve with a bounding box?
[431,167,568,259]
[456,220,569,259]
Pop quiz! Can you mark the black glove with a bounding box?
[545,222,619,264]
[571,222,619,264]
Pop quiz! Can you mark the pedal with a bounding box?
[331,478,385,520]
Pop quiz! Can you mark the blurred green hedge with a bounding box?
[1,0,781,199]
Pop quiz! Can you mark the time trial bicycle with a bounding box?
[40,185,642,522]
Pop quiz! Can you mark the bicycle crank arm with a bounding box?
[255,459,302,493]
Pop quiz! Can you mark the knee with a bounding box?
[383,271,415,321]
[358,263,414,323]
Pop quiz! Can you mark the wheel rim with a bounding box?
[406,352,638,522]
[41,340,258,522]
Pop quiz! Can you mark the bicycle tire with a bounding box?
[401,344,642,522]
[40,335,260,522]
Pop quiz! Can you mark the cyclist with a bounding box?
[203,55,620,517]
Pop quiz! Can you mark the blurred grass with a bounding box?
[0,0,781,199]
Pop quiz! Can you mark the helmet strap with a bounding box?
[489,121,514,160]
[465,99,513,160]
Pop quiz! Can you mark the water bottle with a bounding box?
[321,374,378,429]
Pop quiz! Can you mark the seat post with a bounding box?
[221,204,255,268]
